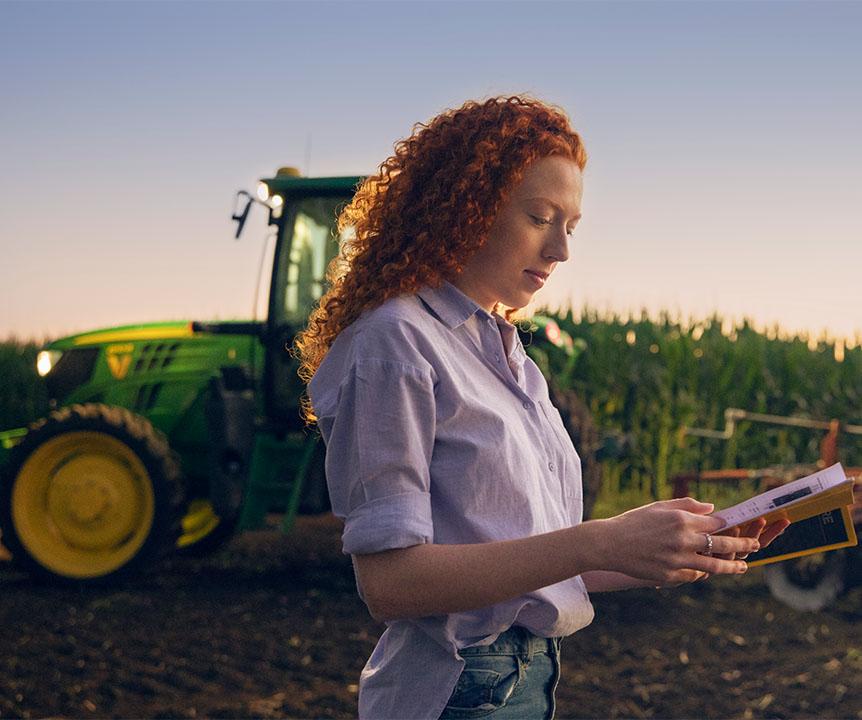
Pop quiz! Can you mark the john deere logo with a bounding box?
[106,343,135,380]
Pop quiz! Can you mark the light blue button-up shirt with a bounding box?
[309,281,594,720]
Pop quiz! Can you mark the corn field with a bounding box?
[0,339,49,432]
[2,314,861,503]
[550,309,862,501]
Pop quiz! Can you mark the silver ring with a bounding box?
[702,534,714,556]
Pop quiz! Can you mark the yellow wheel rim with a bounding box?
[11,431,155,579]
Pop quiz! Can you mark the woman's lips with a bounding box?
[524,269,548,287]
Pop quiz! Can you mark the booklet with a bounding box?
[712,463,858,567]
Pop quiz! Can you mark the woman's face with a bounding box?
[453,155,583,312]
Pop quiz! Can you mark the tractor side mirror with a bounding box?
[231,190,254,239]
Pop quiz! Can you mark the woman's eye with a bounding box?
[530,215,552,226]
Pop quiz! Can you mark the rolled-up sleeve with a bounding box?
[317,357,436,555]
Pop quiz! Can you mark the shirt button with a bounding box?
[548,462,556,472]
[523,401,532,410]
[495,353,501,362]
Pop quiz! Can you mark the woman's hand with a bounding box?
[595,497,761,587]
[714,517,791,561]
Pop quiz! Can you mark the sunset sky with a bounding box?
[2,1,860,343]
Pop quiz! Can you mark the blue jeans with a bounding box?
[439,626,563,719]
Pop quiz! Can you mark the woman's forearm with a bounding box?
[581,570,658,592]
[354,521,609,622]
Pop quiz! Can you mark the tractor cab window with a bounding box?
[274,195,352,325]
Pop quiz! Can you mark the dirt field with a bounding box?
[2,515,861,720]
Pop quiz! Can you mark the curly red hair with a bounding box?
[295,95,586,409]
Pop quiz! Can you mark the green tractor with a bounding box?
[0,170,602,583]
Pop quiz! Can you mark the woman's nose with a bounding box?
[544,227,570,263]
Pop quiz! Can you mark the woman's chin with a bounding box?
[508,287,538,309]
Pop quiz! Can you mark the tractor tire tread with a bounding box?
[0,402,185,583]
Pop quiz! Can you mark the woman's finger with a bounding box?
[688,555,749,576]
[687,514,728,534]
[728,525,753,560]
[657,569,707,587]
[713,526,741,560]
[728,518,789,556]
[758,518,791,548]
[737,518,767,538]
[693,532,759,557]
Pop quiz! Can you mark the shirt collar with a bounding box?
[416,281,493,329]
[494,313,523,359]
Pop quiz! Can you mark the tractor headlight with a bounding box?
[37,350,63,377]
[256,182,270,202]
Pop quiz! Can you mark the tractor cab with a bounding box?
[196,170,362,532]
[249,171,359,430]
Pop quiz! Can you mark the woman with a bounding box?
[296,96,784,720]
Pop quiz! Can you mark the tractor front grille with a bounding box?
[133,342,181,374]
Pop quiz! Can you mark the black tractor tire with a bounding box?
[0,403,184,583]
[177,438,331,554]
[763,550,847,612]
[546,382,602,520]
[174,373,253,556]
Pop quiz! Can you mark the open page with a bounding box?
[714,463,850,529]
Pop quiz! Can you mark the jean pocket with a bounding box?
[440,656,520,719]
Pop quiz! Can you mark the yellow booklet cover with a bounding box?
[713,463,858,567]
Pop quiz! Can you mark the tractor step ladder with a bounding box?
[237,430,317,533]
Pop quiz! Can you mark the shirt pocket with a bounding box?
[537,399,575,456]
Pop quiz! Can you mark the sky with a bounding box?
[2,1,861,344]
